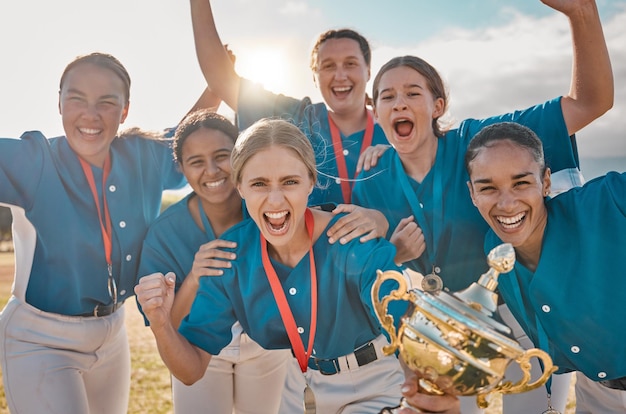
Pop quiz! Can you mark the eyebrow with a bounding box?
[183,148,231,163]
[471,171,533,184]
[379,83,424,94]
[64,88,121,101]
[246,174,303,183]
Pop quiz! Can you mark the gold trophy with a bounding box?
[372,243,556,411]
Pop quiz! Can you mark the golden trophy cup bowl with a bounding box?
[372,244,556,410]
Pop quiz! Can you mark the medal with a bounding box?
[262,209,318,414]
[327,110,374,204]
[79,154,117,306]
[303,383,316,414]
[541,394,561,414]
[421,266,443,293]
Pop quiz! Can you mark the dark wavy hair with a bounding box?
[172,109,238,164]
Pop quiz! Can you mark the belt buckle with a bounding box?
[93,303,118,317]
[354,341,377,367]
[313,358,340,375]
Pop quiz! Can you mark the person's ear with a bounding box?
[542,168,552,197]
[120,101,130,124]
[432,97,445,119]
[467,181,477,206]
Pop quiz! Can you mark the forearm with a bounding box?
[170,275,200,328]
[151,321,210,385]
[189,0,240,108]
[562,0,614,134]
[181,87,222,122]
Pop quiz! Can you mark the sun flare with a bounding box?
[235,47,291,94]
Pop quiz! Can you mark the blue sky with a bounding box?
[1,0,625,177]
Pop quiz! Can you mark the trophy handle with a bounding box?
[371,270,414,356]
[498,348,558,395]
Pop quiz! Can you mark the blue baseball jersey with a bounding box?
[487,172,626,381]
[0,131,185,315]
[137,194,248,289]
[237,78,389,206]
[352,98,580,292]
[179,214,404,359]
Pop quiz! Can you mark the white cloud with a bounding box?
[278,1,321,17]
[369,8,626,164]
[1,0,624,173]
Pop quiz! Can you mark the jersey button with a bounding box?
[108,185,117,192]
[119,221,126,228]
[289,287,297,295]
[126,255,132,262]
[342,149,349,156]
[598,372,607,379]
[297,327,304,334]
[541,305,551,313]
[571,346,580,353]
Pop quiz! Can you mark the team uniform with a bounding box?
[0,131,185,414]
[237,78,389,205]
[487,172,626,413]
[352,98,578,413]
[179,213,406,414]
[137,193,290,414]
[353,97,581,292]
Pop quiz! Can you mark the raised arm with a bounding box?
[547,0,614,135]
[189,0,241,110]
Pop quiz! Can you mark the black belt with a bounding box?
[599,376,626,391]
[78,302,123,317]
[308,340,378,375]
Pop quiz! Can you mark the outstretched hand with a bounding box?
[357,144,390,173]
[327,204,389,244]
[540,0,592,16]
[189,239,237,283]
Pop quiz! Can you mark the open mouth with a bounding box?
[264,210,290,235]
[496,212,526,230]
[394,119,414,138]
[332,86,352,98]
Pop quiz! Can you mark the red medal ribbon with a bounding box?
[79,154,113,278]
[327,110,374,204]
[261,209,317,373]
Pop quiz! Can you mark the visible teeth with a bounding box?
[497,212,525,228]
[333,86,351,92]
[80,128,100,135]
[204,179,226,188]
[265,211,288,219]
